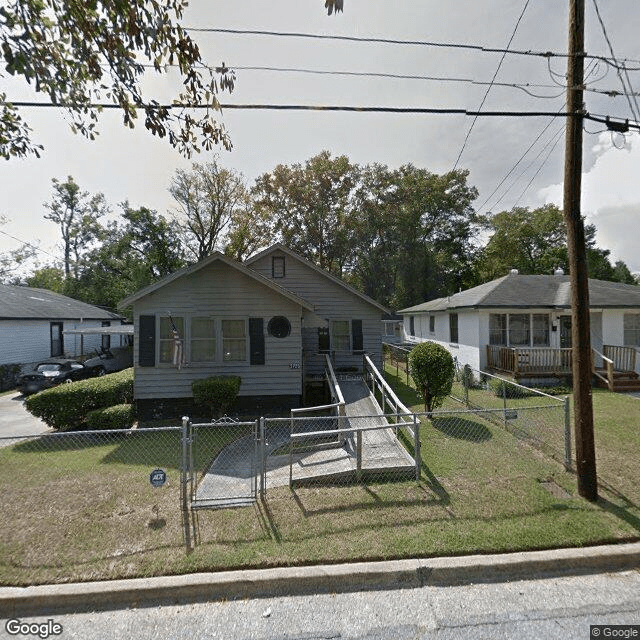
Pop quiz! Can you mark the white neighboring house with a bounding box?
[0,283,125,371]
[398,271,640,390]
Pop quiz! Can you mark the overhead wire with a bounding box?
[452,0,531,171]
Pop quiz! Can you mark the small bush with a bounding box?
[192,375,241,418]
[408,342,455,413]
[86,404,135,430]
[25,368,134,431]
[0,363,21,392]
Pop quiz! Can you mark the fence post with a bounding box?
[464,369,469,407]
[502,380,508,427]
[258,418,265,498]
[563,397,572,471]
[356,429,363,479]
[413,413,420,481]
[181,416,192,552]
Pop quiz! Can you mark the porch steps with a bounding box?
[594,369,640,392]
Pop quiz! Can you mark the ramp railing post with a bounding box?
[181,416,192,552]
[413,413,420,481]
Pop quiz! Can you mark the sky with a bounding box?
[1,0,640,275]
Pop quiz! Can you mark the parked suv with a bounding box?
[83,346,133,376]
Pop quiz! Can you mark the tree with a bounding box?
[66,204,185,309]
[0,216,37,283]
[251,151,360,276]
[408,342,455,414]
[324,0,344,14]
[0,0,235,160]
[169,159,250,262]
[477,204,636,284]
[43,177,108,279]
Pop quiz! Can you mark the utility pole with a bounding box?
[563,0,598,501]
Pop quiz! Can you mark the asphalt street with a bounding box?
[3,569,638,640]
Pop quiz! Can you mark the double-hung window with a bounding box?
[159,316,184,364]
[624,314,640,346]
[191,317,216,362]
[489,314,507,346]
[330,320,351,352]
[222,319,247,361]
[449,313,459,344]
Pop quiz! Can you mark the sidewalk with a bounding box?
[2,542,638,618]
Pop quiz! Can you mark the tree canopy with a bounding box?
[0,0,235,159]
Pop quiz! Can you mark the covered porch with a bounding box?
[486,344,640,391]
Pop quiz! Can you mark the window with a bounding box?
[624,314,640,346]
[272,256,285,278]
[509,314,530,346]
[489,314,507,346]
[409,316,415,337]
[222,319,247,361]
[449,313,459,343]
[331,320,351,352]
[159,316,184,364]
[532,314,550,346]
[191,317,216,362]
[268,316,291,338]
[429,315,435,333]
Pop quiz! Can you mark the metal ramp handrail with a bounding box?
[363,354,413,425]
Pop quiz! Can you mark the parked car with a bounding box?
[17,359,94,395]
[83,346,133,376]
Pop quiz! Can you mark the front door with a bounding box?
[559,316,572,349]
[50,322,64,357]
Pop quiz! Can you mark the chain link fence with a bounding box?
[0,427,188,585]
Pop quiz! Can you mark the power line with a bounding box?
[452,0,531,170]
[184,26,640,67]
[591,0,640,121]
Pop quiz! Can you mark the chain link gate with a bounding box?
[185,416,260,510]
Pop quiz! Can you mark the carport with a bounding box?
[63,324,133,357]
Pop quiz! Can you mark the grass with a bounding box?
[0,373,638,586]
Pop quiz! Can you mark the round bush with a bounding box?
[86,404,135,430]
[408,342,455,413]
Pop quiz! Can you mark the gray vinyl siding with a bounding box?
[132,260,304,400]
[249,250,384,374]
[0,319,120,366]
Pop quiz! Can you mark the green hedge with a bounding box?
[86,403,134,430]
[192,375,241,418]
[25,368,134,431]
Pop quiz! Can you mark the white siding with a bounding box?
[132,260,305,400]
[0,319,121,367]
[248,250,384,373]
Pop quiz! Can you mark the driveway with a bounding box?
[0,391,51,445]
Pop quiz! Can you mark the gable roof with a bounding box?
[245,243,390,314]
[0,284,122,321]
[399,274,640,313]
[118,251,315,311]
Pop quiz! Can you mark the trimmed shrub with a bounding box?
[408,342,455,413]
[192,375,241,419]
[25,368,134,431]
[86,404,135,430]
[0,363,21,392]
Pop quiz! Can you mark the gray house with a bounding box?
[0,283,124,371]
[119,245,389,415]
[399,272,640,390]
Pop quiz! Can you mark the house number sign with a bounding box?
[289,362,300,369]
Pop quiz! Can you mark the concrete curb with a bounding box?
[1,542,639,617]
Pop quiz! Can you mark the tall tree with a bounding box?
[251,151,359,276]
[169,159,250,262]
[0,0,235,159]
[477,204,636,283]
[0,215,37,283]
[43,177,108,280]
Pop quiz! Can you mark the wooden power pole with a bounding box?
[563,0,598,501]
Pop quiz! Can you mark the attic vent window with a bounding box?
[268,316,291,338]
[272,256,285,278]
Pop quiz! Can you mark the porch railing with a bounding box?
[486,345,573,377]
[603,345,637,373]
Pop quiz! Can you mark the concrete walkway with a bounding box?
[0,391,51,446]
[193,379,415,507]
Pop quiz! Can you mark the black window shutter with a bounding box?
[249,318,265,365]
[139,315,156,367]
[318,326,330,352]
[352,319,363,353]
